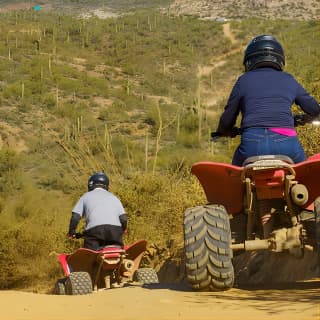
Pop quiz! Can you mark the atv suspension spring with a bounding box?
[258,199,284,238]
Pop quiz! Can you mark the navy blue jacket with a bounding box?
[217,67,320,134]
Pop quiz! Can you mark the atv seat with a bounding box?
[243,154,294,166]
[98,245,124,253]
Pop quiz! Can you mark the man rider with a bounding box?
[67,172,127,250]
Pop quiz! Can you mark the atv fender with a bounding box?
[124,240,147,276]
[191,154,320,215]
[191,162,244,215]
[294,155,320,209]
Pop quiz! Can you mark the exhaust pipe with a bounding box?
[291,184,308,206]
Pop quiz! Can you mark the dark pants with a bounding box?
[232,128,306,166]
[83,224,124,251]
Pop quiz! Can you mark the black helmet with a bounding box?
[88,172,109,191]
[243,35,285,72]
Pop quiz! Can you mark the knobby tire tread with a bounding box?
[65,272,92,295]
[133,268,159,284]
[184,205,234,291]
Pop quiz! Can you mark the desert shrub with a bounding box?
[297,124,320,156]
[113,171,205,246]
[0,148,22,194]
[2,83,23,100]
[40,93,56,109]
[0,186,74,290]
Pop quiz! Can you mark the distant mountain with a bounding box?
[0,0,171,16]
[1,1,319,20]
[167,0,320,20]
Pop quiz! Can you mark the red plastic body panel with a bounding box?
[58,254,70,276]
[294,156,320,208]
[191,154,320,215]
[58,240,147,277]
[124,240,147,261]
[253,169,285,200]
[191,162,244,214]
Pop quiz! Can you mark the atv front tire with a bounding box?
[54,278,66,295]
[184,204,234,291]
[65,272,93,295]
[133,268,159,284]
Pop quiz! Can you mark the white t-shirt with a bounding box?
[72,188,125,230]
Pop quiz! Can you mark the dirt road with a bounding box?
[0,280,319,320]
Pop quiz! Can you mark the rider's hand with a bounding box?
[230,127,241,138]
[211,131,222,141]
[294,114,313,126]
[294,114,306,126]
[211,127,240,141]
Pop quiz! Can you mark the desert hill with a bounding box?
[1,0,320,20]
[168,0,320,20]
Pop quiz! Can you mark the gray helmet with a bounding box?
[243,35,285,72]
[88,172,109,191]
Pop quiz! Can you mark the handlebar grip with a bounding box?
[211,127,240,141]
[294,114,306,126]
[293,114,314,126]
[211,131,222,141]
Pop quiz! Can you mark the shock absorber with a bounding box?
[258,199,284,238]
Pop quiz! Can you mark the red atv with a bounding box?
[54,239,159,295]
[184,121,320,291]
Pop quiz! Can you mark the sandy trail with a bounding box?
[223,23,237,44]
[1,281,319,320]
[196,22,244,107]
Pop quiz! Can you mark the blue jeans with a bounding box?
[232,128,306,166]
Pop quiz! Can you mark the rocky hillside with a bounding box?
[167,0,320,20]
[0,0,170,17]
[2,0,320,20]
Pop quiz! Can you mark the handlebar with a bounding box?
[295,114,320,126]
[75,232,83,239]
[211,127,240,141]
[293,114,311,126]
[210,131,223,141]
[211,114,319,142]
[68,232,83,239]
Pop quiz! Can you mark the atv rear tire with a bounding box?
[54,278,66,295]
[133,268,159,284]
[65,272,92,295]
[184,204,234,291]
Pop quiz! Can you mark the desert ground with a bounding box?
[2,250,320,320]
[0,280,319,320]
